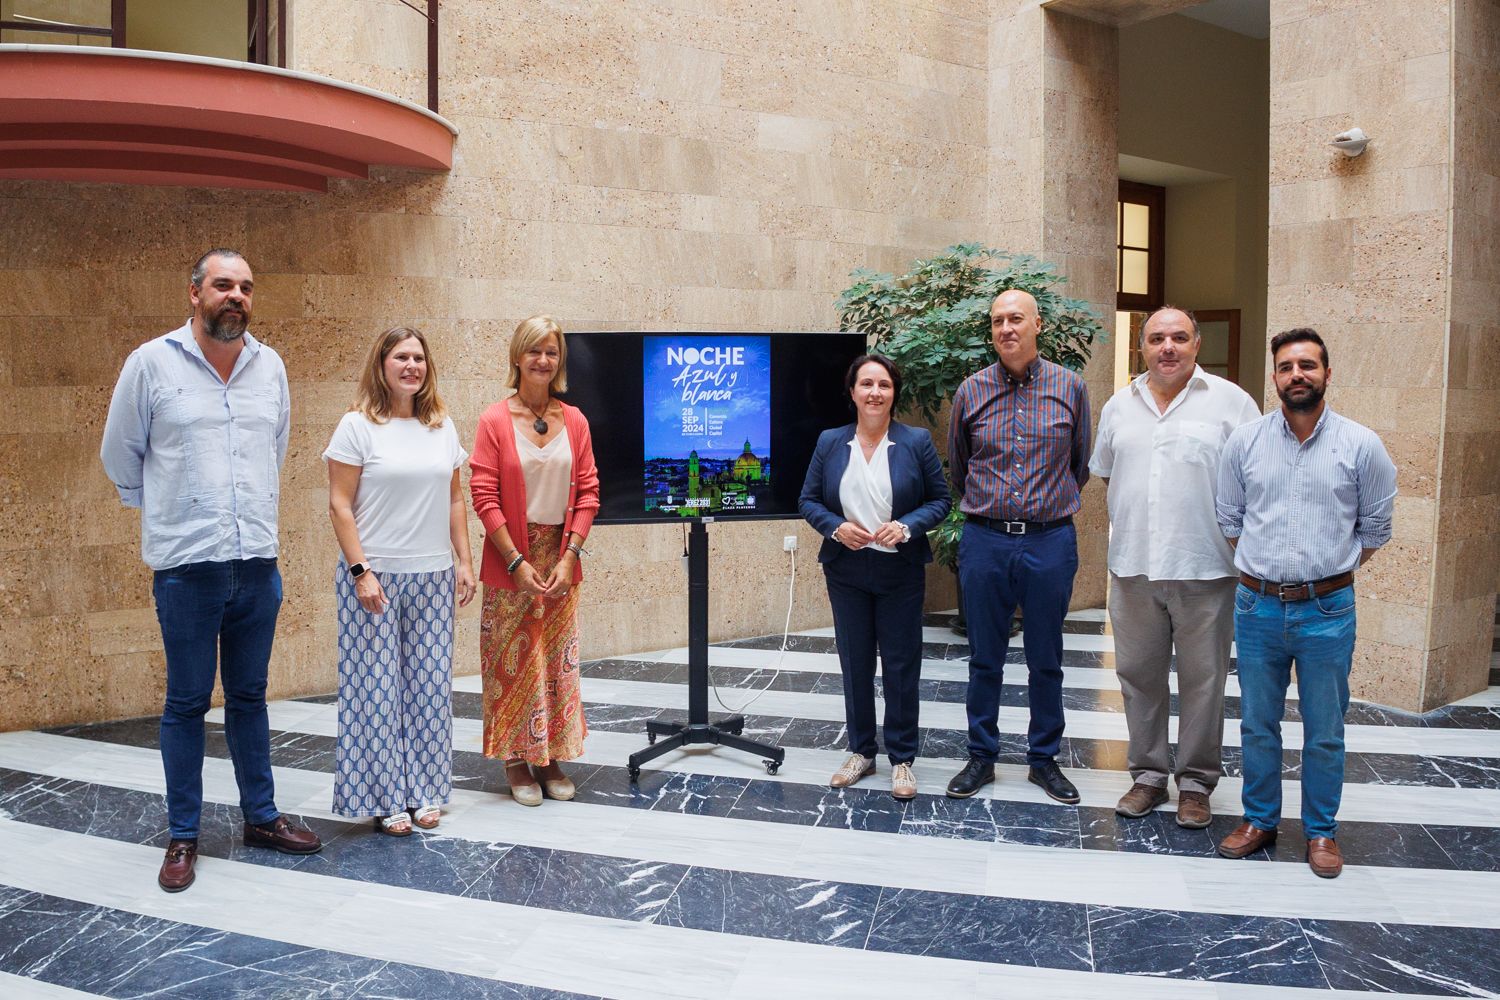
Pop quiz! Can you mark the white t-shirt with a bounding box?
[1089,366,1261,581]
[323,412,468,574]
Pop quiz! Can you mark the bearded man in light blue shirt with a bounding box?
[102,249,322,893]
[1214,327,1397,879]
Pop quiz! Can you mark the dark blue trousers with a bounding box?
[959,521,1077,765]
[823,548,926,765]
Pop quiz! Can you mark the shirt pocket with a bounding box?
[1168,420,1221,469]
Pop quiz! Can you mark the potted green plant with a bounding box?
[836,243,1104,633]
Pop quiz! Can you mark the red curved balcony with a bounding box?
[0,45,456,192]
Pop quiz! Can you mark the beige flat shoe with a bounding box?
[536,762,575,801]
[505,760,543,807]
[829,753,875,789]
[891,762,917,801]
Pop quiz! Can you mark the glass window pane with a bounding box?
[1122,202,1150,249]
[1121,249,1149,295]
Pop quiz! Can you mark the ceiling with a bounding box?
[1179,0,1271,39]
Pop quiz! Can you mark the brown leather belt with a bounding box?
[1239,571,1354,602]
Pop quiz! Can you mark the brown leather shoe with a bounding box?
[243,815,322,855]
[1218,820,1277,858]
[1307,837,1343,878]
[1115,782,1169,818]
[1175,790,1212,829]
[158,839,198,892]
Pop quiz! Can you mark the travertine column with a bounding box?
[988,1,1118,608]
[1267,0,1499,710]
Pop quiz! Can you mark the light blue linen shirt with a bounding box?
[1215,405,1397,583]
[101,322,290,571]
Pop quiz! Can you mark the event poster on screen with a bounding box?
[643,335,772,517]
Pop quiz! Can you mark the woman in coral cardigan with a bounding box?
[470,315,599,806]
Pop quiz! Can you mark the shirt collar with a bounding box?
[167,320,261,365]
[1274,403,1333,440]
[1001,355,1042,386]
[1128,365,1207,416]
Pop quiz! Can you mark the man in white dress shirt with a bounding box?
[1090,307,1260,828]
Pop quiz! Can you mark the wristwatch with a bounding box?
[349,562,369,578]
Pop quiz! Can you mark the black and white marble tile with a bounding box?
[865,887,1091,969]
[464,844,687,923]
[659,868,880,948]
[1303,918,1500,996]
[1088,906,1325,987]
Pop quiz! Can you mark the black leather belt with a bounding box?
[1239,571,1354,602]
[966,514,1073,536]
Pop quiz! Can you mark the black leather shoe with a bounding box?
[1028,760,1080,804]
[946,757,996,798]
[244,815,322,855]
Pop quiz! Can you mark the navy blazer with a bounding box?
[798,421,952,566]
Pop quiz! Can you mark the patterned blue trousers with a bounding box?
[333,566,455,818]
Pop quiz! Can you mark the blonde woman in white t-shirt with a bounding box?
[324,327,476,836]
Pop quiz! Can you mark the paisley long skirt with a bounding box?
[478,523,587,763]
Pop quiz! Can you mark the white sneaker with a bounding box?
[829,753,875,788]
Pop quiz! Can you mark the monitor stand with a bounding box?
[627,518,786,780]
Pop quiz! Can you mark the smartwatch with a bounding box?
[349,562,370,579]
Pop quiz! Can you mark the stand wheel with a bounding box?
[764,759,781,775]
[628,766,641,782]
[647,733,657,745]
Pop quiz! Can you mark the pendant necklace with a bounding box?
[523,397,550,435]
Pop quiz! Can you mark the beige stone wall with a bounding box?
[0,0,1002,731]
[988,2,1118,609]
[1267,0,1496,711]
[1432,0,1500,704]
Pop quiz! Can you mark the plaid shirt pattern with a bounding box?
[948,357,1091,522]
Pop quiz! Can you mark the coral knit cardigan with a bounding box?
[469,399,600,590]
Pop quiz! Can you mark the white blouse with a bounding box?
[517,424,571,525]
[838,434,896,553]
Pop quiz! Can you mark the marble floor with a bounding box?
[2,609,1499,999]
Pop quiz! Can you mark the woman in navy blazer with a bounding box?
[799,354,950,800]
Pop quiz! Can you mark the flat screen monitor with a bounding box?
[562,332,867,525]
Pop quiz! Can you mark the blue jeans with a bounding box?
[959,521,1077,764]
[1233,582,1356,839]
[153,558,283,839]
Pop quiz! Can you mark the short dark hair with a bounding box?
[1270,327,1329,368]
[844,353,902,411]
[1138,305,1200,344]
[191,248,246,288]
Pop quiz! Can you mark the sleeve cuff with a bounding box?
[115,485,142,508]
[478,508,506,536]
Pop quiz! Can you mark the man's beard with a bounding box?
[204,305,248,342]
[1277,380,1325,412]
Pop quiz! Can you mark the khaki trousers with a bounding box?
[1108,573,1236,796]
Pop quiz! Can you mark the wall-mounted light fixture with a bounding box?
[1330,127,1370,157]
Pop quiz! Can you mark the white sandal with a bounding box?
[410,805,441,829]
[375,814,412,837]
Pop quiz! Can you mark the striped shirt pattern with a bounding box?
[948,357,1091,521]
[1215,405,1397,583]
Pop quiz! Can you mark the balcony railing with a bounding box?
[0,0,440,111]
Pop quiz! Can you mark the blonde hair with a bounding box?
[353,326,447,428]
[507,315,568,394]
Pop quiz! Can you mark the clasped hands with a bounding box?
[510,551,576,599]
[835,520,906,550]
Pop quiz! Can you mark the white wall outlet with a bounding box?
[783,535,798,552]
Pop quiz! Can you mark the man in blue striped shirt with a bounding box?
[945,289,1091,803]
[102,249,323,893]
[1214,328,1397,879]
